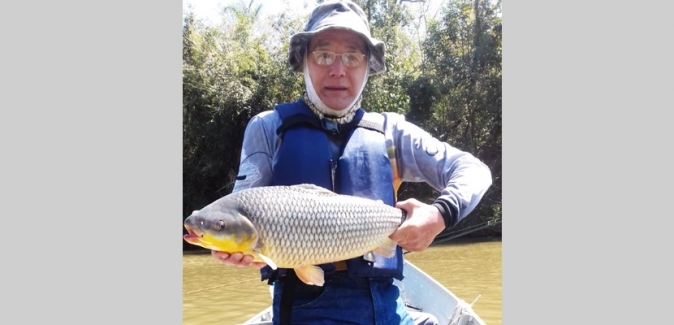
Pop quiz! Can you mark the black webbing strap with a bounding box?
[276,114,322,136]
[276,113,384,137]
[279,269,298,325]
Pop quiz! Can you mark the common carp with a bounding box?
[183,184,405,286]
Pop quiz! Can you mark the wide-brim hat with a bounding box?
[288,0,386,75]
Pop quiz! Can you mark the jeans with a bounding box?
[272,271,414,325]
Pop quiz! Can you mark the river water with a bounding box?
[183,237,501,325]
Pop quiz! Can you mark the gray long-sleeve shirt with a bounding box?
[232,109,492,229]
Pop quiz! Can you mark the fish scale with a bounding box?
[241,186,394,259]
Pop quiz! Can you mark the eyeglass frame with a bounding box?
[308,50,368,68]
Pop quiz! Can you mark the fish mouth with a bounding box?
[182,225,238,252]
[183,225,203,243]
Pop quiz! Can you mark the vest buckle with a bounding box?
[321,119,340,136]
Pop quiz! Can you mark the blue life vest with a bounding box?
[261,99,404,281]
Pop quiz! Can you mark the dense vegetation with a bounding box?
[183,0,501,249]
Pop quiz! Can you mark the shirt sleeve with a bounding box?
[383,112,493,229]
[232,111,279,192]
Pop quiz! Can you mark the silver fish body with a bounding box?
[183,184,404,285]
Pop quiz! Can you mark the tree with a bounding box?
[182,4,306,249]
[418,0,502,234]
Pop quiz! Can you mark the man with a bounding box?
[212,0,492,324]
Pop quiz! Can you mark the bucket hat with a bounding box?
[288,0,386,75]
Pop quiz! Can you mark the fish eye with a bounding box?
[215,219,226,230]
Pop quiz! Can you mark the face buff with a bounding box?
[303,59,369,124]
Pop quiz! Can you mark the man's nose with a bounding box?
[328,57,346,76]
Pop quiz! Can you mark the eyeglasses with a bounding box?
[310,51,367,68]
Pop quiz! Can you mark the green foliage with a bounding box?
[417,0,502,234]
[182,7,304,226]
[182,0,502,241]
[355,0,422,115]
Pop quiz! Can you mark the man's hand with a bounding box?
[389,198,446,252]
[211,251,266,269]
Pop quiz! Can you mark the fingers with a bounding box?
[390,198,444,252]
[395,198,422,210]
[211,250,265,268]
[390,198,421,243]
[226,252,248,267]
[211,250,230,261]
[389,224,407,242]
[390,223,430,252]
[251,262,267,269]
[239,254,255,267]
[390,199,414,242]
[400,235,434,252]
[395,236,429,252]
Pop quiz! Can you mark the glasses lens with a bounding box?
[313,51,334,65]
[312,51,364,67]
[342,53,364,68]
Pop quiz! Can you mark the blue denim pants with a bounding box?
[271,272,414,325]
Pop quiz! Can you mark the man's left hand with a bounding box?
[389,198,446,252]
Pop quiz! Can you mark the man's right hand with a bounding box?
[211,250,266,269]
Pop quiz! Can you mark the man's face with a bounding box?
[306,29,368,111]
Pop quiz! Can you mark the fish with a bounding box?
[183,184,405,286]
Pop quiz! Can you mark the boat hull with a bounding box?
[242,260,487,325]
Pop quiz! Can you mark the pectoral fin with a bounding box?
[294,265,325,286]
[372,239,398,258]
[256,252,278,270]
